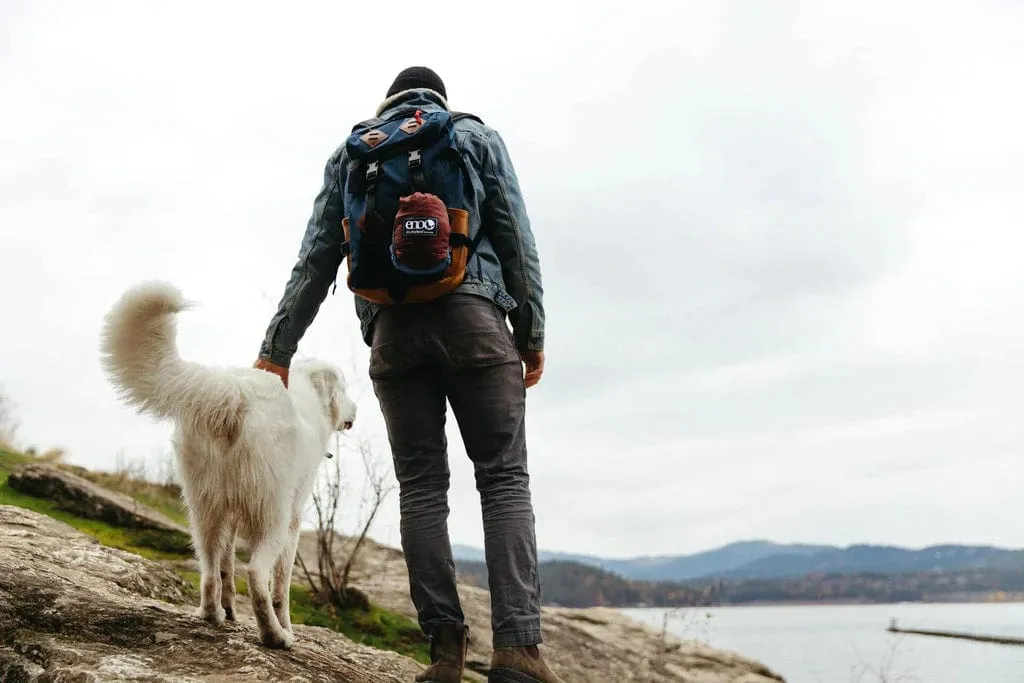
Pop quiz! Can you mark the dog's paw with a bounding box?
[196,605,226,626]
[260,629,295,650]
[275,612,293,633]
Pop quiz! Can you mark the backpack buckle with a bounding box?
[408,149,422,169]
[366,161,380,182]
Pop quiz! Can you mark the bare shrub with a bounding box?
[849,632,919,683]
[297,434,396,611]
[655,583,720,672]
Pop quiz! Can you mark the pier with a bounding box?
[887,618,1024,647]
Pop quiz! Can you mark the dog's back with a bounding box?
[172,380,311,548]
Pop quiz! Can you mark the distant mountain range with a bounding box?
[454,559,1024,608]
[451,540,1024,582]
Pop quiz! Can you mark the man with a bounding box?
[254,67,562,683]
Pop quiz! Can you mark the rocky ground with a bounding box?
[0,460,786,682]
[0,505,422,683]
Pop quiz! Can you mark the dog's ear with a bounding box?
[308,366,341,423]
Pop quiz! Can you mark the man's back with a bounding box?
[349,89,545,360]
[256,82,544,383]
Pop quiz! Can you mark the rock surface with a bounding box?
[303,533,786,683]
[0,505,424,683]
[8,463,189,534]
[0,477,786,683]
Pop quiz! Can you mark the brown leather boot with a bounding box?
[488,645,564,683]
[415,622,470,683]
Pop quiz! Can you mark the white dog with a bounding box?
[99,280,356,649]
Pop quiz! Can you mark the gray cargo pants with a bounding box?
[368,293,542,648]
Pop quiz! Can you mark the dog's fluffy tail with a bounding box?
[100,281,246,440]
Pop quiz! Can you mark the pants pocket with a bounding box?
[444,295,519,367]
[368,308,416,379]
[369,341,415,379]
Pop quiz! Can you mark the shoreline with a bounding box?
[613,598,1024,610]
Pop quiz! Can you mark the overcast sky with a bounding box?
[1,0,1022,559]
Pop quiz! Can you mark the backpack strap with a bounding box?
[448,112,486,254]
[356,111,482,129]
[449,226,486,255]
[363,160,384,233]
[408,148,427,192]
[351,116,385,132]
[451,111,484,125]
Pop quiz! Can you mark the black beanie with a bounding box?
[386,66,447,100]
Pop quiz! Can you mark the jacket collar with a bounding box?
[376,88,449,118]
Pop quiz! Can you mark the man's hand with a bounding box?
[520,350,545,389]
[253,357,289,388]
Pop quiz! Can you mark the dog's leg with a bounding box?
[192,508,227,625]
[248,528,294,649]
[272,510,302,633]
[220,518,238,621]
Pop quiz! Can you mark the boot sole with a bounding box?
[487,668,544,683]
[419,672,465,683]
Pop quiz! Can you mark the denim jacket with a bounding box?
[258,89,545,367]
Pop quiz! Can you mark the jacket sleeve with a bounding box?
[258,149,347,367]
[480,129,545,352]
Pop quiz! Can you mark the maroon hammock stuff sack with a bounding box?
[390,192,452,275]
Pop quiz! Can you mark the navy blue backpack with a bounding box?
[340,107,483,305]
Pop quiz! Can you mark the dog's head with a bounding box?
[293,359,357,432]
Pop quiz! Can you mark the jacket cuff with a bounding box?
[258,343,293,369]
[516,333,544,353]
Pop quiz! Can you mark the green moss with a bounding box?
[132,490,190,527]
[176,569,429,665]
[290,586,430,664]
[126,527,194,556]
[0,447,31,472]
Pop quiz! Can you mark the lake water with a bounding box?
[620,603,1024,683]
